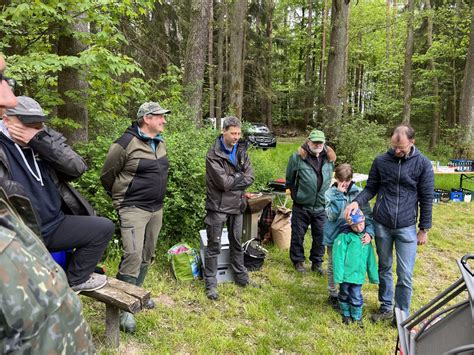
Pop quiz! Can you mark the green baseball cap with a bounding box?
[308,129,325,143]
[137,101,171,119]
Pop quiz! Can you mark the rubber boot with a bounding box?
[339,301,351,325]
[116,273,137,333]
[136,265,155,309]
[350,305,364,328]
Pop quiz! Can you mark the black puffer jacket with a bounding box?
[354,146,434,230]
[205,136,254,215]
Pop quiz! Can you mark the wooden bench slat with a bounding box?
[108,278,151,304]
[82,284,142,313]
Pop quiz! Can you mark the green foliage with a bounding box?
[161,114,215,244]
[325,116,387,173]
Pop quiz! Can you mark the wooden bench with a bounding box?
[81,277,151,348]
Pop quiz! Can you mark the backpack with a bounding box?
[243,238,268,271]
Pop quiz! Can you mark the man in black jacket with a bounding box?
[345,124,434,323]
[204,116,255,300]
[0,96,113,293]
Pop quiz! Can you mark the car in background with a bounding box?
[245,122,277,149]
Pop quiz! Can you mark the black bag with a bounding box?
[243,238,268,271]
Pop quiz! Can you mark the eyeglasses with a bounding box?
[390,143,412,151]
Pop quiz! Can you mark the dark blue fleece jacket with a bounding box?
[354,146,434,230]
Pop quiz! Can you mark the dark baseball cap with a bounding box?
[5,96,47,123]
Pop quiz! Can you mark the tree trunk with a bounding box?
[402,0,415,123]
[208,2,215,120]
[425,0,441,150]
[57,13,89,145]
[458,1,474,158]
[264,1,274,130]
[304,0,314,127]
[228,0,247,118]
[183,0,213,126]
[216,1,226,129]
[324,0,351,131]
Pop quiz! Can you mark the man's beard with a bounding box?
[309,146,323,155]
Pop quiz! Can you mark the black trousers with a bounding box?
[204,212,249,290]
[289,204,326,265]
[43,215,114,286]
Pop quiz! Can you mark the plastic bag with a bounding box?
[167,243,201,281]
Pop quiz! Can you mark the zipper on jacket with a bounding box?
[394,159,401,229]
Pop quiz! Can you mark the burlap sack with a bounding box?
[270,207,292,249]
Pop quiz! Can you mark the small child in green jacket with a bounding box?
[333,209,379,326]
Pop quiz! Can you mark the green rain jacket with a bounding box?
[332,230,379,285]
[285,146,335,211]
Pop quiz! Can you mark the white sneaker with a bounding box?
[72,273,107,294]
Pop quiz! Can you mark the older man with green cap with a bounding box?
[101,101,170,333]
[285,129,336,274]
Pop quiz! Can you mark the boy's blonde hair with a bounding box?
[335,163,353,182]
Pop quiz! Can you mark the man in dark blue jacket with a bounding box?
[345,124,434,323]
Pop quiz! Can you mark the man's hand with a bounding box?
[7,121,42,146]
[417,229,428,245]
[361,232,371,245]
[344,201,359,220]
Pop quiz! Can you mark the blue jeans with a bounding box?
[338,282,363,307]
[374,222,417,313]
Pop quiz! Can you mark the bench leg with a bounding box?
[105,304,120,348]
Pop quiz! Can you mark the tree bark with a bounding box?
[425,0,441,150]
[208,3,215,120]
[216,1,226,129]
[324,0,351,131]
[264,0,274,130]
[228,0,247,118]
[304,0,314,127]
[458,0,474,158]
[402,0,415,123]
[57,13,89,145]
[183,0,212,126]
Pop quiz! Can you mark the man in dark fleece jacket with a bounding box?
[345,124,434,323]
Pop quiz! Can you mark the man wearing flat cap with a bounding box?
[285,129,336,274]
[0,95,114,293]
[101,101,170,333]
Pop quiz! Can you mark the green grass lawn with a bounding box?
[82,139,473,353]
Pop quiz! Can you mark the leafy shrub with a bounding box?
[324,116,387,173]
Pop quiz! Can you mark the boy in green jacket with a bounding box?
[333,209,379,326]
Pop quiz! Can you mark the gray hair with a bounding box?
[222,116,241,130]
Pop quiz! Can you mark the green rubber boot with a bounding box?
[136,265,155,309]
[116,273,138,333]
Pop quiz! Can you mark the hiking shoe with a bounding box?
[342,316,352,325]
[371,309,394,323]
[72,273,107,294]
[206,288,219,301]
[237,280,261,289]
[144,298,155,310]
[328,296,340,311]
[311,263,326,276]
[119,311,136,333]
[294,261,306,273]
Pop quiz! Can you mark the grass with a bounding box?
[82,139,473,354]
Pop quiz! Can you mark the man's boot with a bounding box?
[116,273,138,333]
[136,265,155,309]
